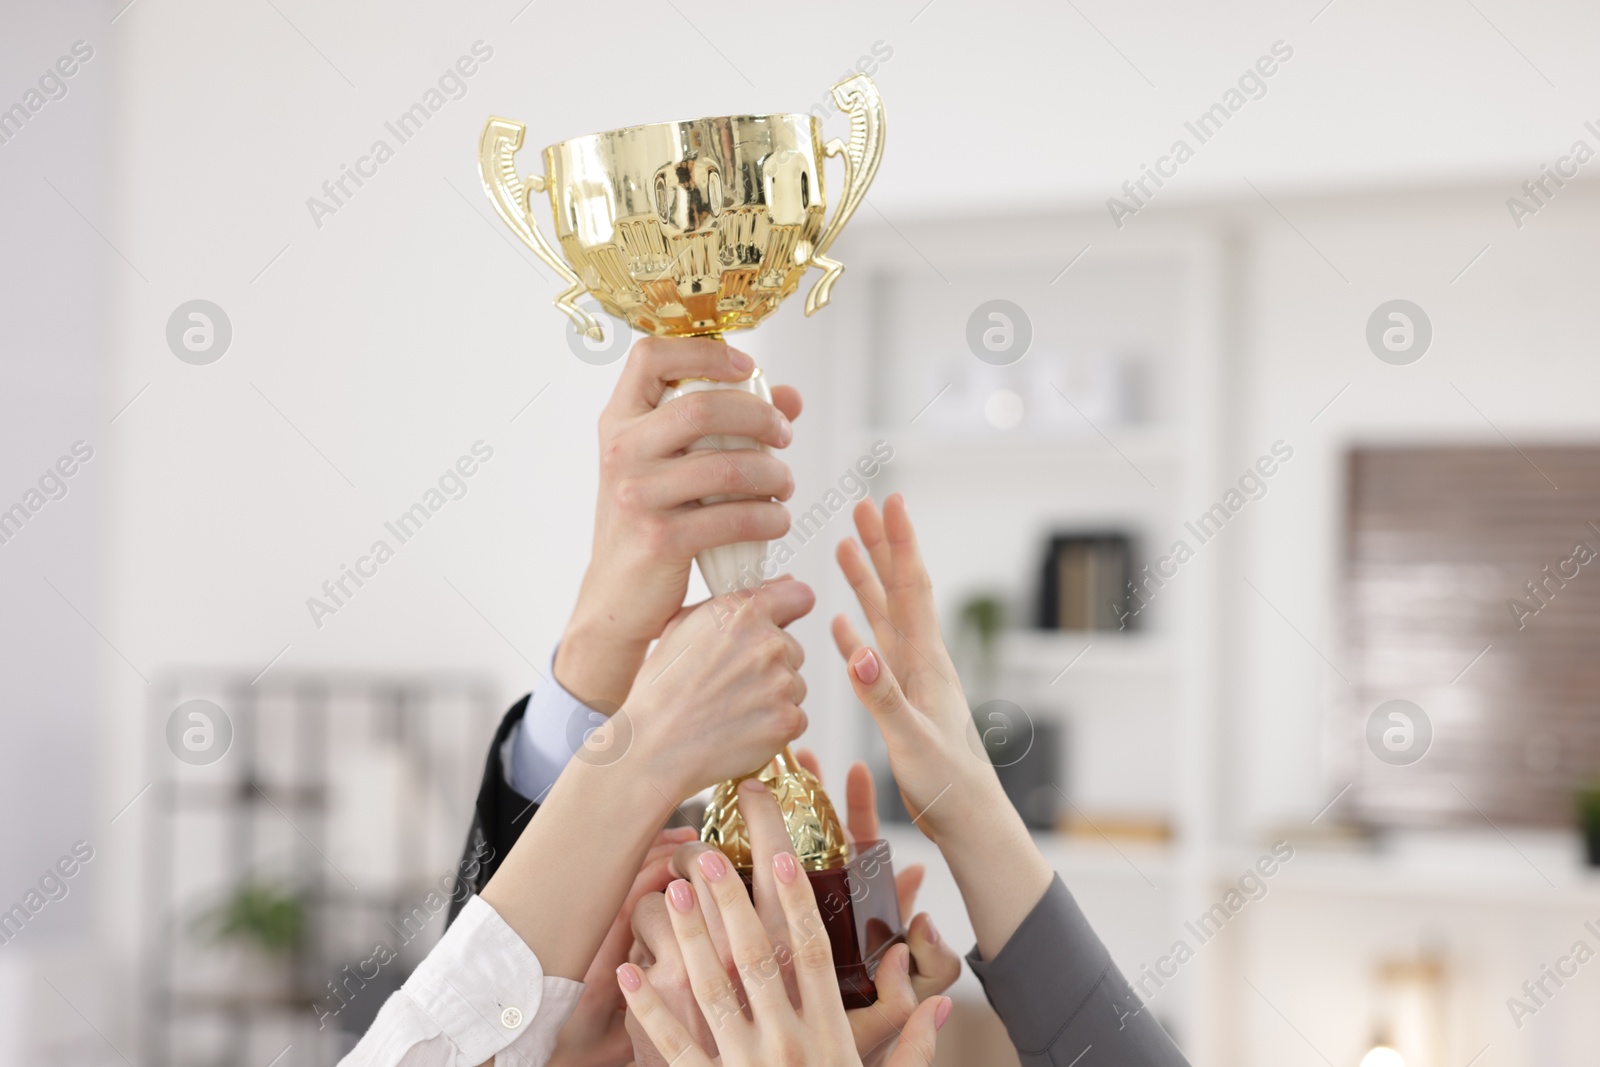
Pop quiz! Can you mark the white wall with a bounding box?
[0,1,113,1056]
[1233,181,1600,837]
[7,0,1600,1060]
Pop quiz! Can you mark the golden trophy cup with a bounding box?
[479,74,899,1005]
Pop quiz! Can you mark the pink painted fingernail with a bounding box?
[697,850,728,882]
[899,944,911,974]
[934,996,953,1030]
[853,650,880,685]
[778,416,793,446]
[730,348,754,372]
[773,851,798,884]
[923,916,941,946]
[668,879,695,913]
[617,963,642,991]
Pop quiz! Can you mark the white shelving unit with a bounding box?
[779,186,1600,1067]
[808,211,1229,1058]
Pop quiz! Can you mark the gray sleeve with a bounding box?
[965,874,1190,1067]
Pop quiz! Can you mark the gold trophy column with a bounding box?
[477,74,886,871]
[701,747,850,871]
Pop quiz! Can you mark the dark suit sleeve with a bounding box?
[446,695,538,927]
[965,875,1190,1066]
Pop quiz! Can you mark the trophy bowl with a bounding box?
[479,74,883,341]
[479,75,900,1008]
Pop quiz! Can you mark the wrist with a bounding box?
[555,614,652,709]
[939,799,1046,890]
[560,752,681,825]
[923,768,1016,846]
[614,705,703,804]
[931,775,1054,959]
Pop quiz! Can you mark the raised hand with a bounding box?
[832,494,1054,960]
[619,577,813,797]
[831,494,996,840]
[557,336,801,710]
[481,580,814,983]
[627,762,959,1067]
[791,749,961,1060]
[618,781,950,1067]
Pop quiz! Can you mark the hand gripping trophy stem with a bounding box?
[477,74,898,1006]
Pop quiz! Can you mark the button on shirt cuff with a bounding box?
[400,895,582,1065]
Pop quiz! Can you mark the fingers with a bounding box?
[638,448,795,509]
[662,499,793,562]
[884,994,951,1067]
[631,892,722,1061]
[643,827,701,875]
[669,840,710,882]
[846,761,880,844]
[852,497,896,591]
[599,828,696,974]
[744,576,817,630]
[617,962,717,1067]
[592,838,686,980]
[638,386,794,455]
[665,841,738,978]
[736,780,801,1002]
[846,646,915,730]
[664,878,754,1045]
[849,942,916,1062]
[794,747,824,782]
[686,848,793,1021]
[630,889,726,1062]
[780,631,805,671]
[905,913,962,1001]
[894,864,925,920]
[832,613,865,661]
[769,384,803,423]
[767,820,842,1014]
[835,537,897,655]
[631,892,679,968]
[880,494,945,651]
[849,920,958,1063]
[613,336,756,417]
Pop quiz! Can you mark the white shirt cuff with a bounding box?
[401,895,583,1065]
[342,895,583,1065]
[505,646,591,803]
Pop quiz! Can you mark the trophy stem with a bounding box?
[665,358,849,871]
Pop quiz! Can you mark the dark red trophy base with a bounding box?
[739,839,904,1008]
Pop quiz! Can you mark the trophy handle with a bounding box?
[478,117,604,340]
[804,74,886,317]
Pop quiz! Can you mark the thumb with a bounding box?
[846,647,914,728]
[850,944,915,1060]
[885,995,950,1067]
[905,913,962,1001]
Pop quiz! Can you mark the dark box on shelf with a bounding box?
[1036,533,1133,631]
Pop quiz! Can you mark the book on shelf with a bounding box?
[1036,533,1133,631]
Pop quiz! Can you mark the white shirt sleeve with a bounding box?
[505,646,591,802]
[338,895,583,1067]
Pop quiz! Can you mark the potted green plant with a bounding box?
[196,883,307,999]
[956,593,1005,700]
[206,884,305,951]
[1579,786,1600,867]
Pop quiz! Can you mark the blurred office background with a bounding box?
[6,0,1600,1064]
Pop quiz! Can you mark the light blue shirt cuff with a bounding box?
[505,647,591,803]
